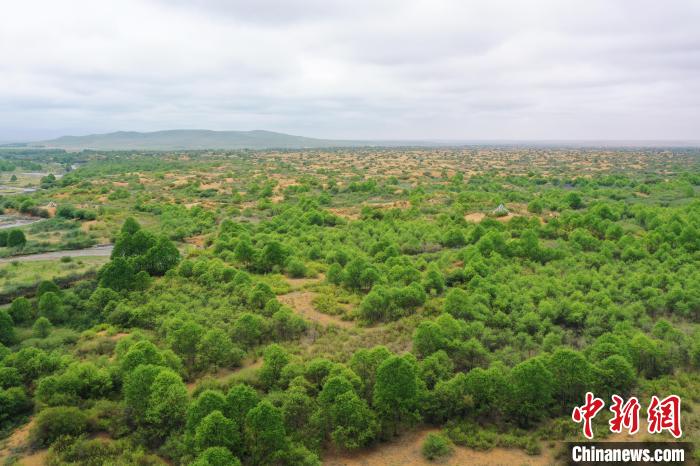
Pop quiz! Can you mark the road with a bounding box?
[0,244,114,264]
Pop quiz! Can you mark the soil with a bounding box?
[278,291,353,328]
[323,428,556,466]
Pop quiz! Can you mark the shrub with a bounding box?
[422,432,453,460]
[30,406,89,448]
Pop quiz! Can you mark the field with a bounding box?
[0,146,699,466]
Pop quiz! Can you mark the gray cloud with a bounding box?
[0,0,699,141]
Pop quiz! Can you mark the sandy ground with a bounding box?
[278,291,353,328]
[324,428,556,466]
[0,418,48,466]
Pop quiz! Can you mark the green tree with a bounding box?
[373,356,420,436]
[419,350,454,390]
[259,344,290,390]
[187,390,227,433]
[36,280,60,297]
[0,311,17,346]
[120,340,167,373]
[259,240,287,272]
[8,297,32,325]
[137,235,181,276]
[225,384,260,427]
[7,229,26,248]
[123,364,164,423]
[246,401,287,465]
[548,349,593,413]
[145,369,188,435]
[37,292,66,324]
[99,257,138,291]
[349,346,392,401]
[32,317,52,338]
[234,238,256,267]
[194,410,240,453]
[329,391,378,450]
[506,358,554,427]
[168,320,204,370]
[192,447,242,466]
[199,329,242,371]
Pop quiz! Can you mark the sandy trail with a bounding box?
[278,291,353,329]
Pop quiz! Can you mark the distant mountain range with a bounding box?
[19,130,700,151]
[30,129,389,151]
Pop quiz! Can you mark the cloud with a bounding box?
[0,0,699,141]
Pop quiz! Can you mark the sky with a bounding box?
[1,0,699,142]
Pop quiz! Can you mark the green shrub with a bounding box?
[422,432,453,461]
[30,406,88,447]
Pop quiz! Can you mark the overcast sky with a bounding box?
[1,0,699,142]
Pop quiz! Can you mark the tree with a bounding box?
[225,384,260,427]
[259,344,289,390]
[373,356,420,436]
[595,355,636,398]
[0,311,16,346]
[259,240,286,272]
[8,297,32,325]
[0,387,31,424]
[194,410,240,453]
[123,364,164,423]
[565,192,583,209]
[145,369,189,435]
[168,320,204,370]
[506,358,554,427]
[36,280,60,298]
[192,447,242,466]
[342,258,367,290]
[120,340,166,373]
[349,346,392,401]
[232,313,265,348]
[121,216,142,235]
[37,292,66,324]
[413,322,447,358]
[419,350,454,390]
[7,229,26,248]
[246,401,287,465]
[32,317,52,338]
[326,263,343,285]
[137,235,181,276]
[187,390,227,433]
[234,238,256,267]
[329,391,378,450]
[99,257,138,291]
[112,223,155,259]
[548,349,593,413]
[199,329,242,371]
[462,364,508,419]
[443,288,475,320]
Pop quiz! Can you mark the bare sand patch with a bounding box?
[278,291,353,328]
[464,212,486,223]
[324,428,555,466]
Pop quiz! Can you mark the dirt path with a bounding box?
[0,418,47,466]
[0,244,114,264]
[278,291,353,328]
[324,428,556,466]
